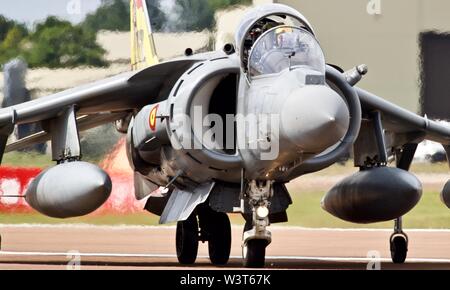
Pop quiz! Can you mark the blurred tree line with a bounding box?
[83,0,252,32]
[0,16,107,68]
[0,0,251,68]
[140,0,253,32]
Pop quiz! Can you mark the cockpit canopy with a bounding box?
[248,26,325,79]
[235,4,317,75]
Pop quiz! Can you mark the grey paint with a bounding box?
[25,161,112,218]
[167,56,243,170]
[236,65,353,181]
[2,4,450,223]
[0,59,201,126]
[353,119,383,167]
[159,182,215,224]
[280,85,349,153]
[356,87,450,145]
[49,105,80,161]
[283,66,362,179]
[5,112,129,152]
[134,171,159,201]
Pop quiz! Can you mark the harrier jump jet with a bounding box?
[2,2,450,268]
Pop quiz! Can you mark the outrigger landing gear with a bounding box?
[389,143,417,265]
[175,206,232,266]
[390,217,408,264]
[242,181,273,268]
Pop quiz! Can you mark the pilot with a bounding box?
[243,20,284,71]
[251,26,313,76]
[252,27,295,74]
[275,27,298,49]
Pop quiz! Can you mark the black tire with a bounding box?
[243,239,268,268]
[208,213,232,265]
[176,214,199,265]
[391,236,408,264]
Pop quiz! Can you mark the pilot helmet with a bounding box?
[274,27,295,48]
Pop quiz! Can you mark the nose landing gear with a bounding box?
[242,180,273,268]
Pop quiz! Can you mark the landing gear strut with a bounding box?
[389,143,417,265]
[390,217,408,264]
[242,181,273,268]
[175,207,232,266]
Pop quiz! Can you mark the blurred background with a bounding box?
[1,0,450,228]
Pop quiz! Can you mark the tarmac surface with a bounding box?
[1,224,450,270]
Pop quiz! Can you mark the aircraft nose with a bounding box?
[281,86,350,153]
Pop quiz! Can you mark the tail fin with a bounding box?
[130,0,159,70]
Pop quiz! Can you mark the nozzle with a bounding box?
[344,64,368,86]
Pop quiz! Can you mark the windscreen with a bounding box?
[248,26,325,79]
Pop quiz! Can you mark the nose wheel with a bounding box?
[243,239,269,268]
[390,217,408,264]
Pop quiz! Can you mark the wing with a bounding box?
[352,87,450,170]
[357,87,450,146]
[284,66,450,180]
[0,58,203,157]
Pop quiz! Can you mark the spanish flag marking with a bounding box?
[149,104,159,131]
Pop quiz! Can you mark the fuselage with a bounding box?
[128,56,349,187]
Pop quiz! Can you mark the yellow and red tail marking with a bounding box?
[130,0,159,70]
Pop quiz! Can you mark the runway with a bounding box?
[1,224,450,270]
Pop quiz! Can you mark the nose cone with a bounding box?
[281,86,350,153]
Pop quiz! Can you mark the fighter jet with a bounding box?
[2,2,450,268]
